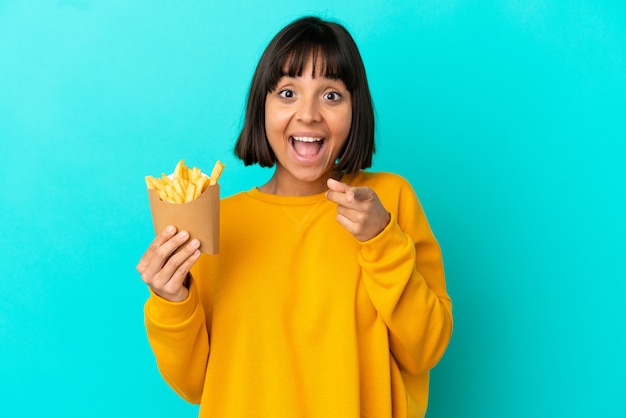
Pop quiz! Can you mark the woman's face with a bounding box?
[264,57,352,195]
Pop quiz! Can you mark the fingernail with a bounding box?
[190,239,200,248]
[166,225,175,233]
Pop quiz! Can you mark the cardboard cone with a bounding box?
[147,184,220,254]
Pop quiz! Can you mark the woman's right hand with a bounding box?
[136,225,201,302]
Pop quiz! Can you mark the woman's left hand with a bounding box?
[326,178,391,242]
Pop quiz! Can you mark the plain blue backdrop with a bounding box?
[1,1,624,417]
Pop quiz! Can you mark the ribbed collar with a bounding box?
[245,173,356,206]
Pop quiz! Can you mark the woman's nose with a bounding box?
[296,96,322,123]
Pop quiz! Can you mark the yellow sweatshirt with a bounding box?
[144,171,453,417]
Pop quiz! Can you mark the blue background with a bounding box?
[1,1,624,417]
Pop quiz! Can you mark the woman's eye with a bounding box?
[324,91,341,101]
[278,89,295,99]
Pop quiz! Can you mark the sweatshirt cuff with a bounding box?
[359,212,411,263]
[145,278,199,327]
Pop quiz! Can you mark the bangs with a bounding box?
[266,28,356,92]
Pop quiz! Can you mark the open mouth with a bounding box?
[290,136,325,158]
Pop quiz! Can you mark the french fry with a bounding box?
[161,173,173,187]
[173,159,185,181]
[145,159,224,204]
[145,176,160,190]
[173,178,185,198]
[185,182,196,202]
[194,175,209,199]
[191,166,202,182]
[209,160,225,186]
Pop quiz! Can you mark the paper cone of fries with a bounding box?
[147,183,220,254]
[145,160,224,255]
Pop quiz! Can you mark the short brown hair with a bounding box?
[234,16,375,174]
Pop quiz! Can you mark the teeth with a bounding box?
[292,136,323,142]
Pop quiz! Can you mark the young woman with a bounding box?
[137,16,453,418]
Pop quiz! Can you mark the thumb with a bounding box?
[326,177,349,193]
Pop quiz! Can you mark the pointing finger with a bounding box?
[326,178,374,206]
[326,178,350,204]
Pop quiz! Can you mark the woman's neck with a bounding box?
[259,168,343,196]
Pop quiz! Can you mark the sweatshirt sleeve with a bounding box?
[358,178,453,375]
[144,276,209,404]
